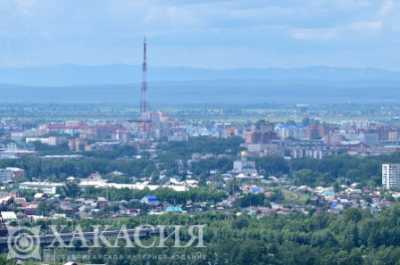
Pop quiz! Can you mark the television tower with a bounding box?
[140,37,148,114]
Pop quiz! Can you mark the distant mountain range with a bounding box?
[0,64,399,104]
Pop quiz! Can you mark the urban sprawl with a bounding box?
[1,103,400,225]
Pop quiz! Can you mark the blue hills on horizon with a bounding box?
[0,64,399,104]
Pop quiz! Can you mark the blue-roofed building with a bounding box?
[250,185,264,194]
[164,206,184,213]
[141,195,160,206]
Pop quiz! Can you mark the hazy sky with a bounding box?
[0,0,399,69]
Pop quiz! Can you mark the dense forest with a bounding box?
[5,205,400,265]
[70,205,400,265]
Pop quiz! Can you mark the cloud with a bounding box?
[14,0,36,13]
[379,0,394,16]
[288,0,393,41]
[290,28,338,40]
[290,20,383,41]
[350,20,383,31]
[0,0,399,68]
[290,19,385,41]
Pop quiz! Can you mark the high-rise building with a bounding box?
[382,163,400,190]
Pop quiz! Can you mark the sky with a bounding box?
[0,0,399,69]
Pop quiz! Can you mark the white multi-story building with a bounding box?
[382,164,400,190]
[19,182,64,195]
[0,167,25,184]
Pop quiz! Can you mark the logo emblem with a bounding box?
[7,226,41,260]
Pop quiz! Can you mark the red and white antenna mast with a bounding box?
[140,37,148,114]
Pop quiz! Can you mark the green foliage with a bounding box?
[255,153,400,187]
[2,142,398,189]
[32,141,69,154]
[256,156,290,176]
[237,193,266,207]
[0,156,154,181]
[84,145,137,159]
[58,182,81,198]
[0,255,15,265]
[81,187,227,204]
[190,158,233,177]
[35,204,400,265]
[17,189,36,202]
